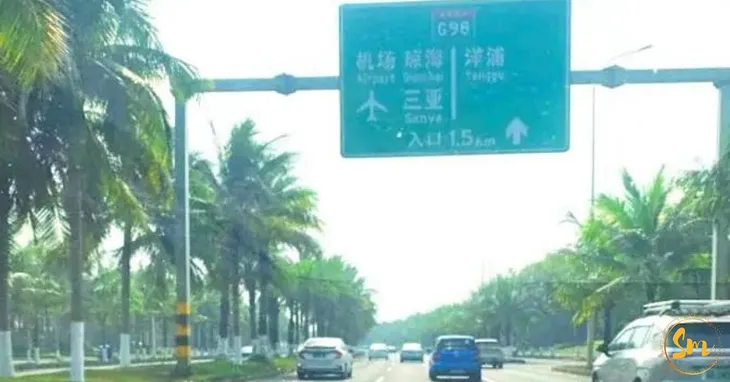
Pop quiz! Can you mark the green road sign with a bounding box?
[339,0,571,158]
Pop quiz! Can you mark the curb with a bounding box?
[211,370,296,382]
[551,365,592,377]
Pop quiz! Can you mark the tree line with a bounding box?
[365,165,728,353]
[0,0,376,379]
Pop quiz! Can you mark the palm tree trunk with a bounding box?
[602,301,613,345]
[217,281,229,356]
[247,285,256,340]
[150,317,157,358]
[257,286,268,337]
[0,178,14,377]
[231,248,241,363]
[287,303,295,350]
[32,315,40,364]
[67,164,85,382]
[268,296,279,348]
[119,221,133,366]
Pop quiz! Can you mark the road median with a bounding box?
[1,356,297,382]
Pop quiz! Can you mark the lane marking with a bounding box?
[375,376,384,382]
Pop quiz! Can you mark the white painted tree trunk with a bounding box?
[233,336,242,364]
[150,318,157,358]
[119,333,131,366]
[33,347,40,364]
[70,321,84,382]
[216,336,228,357]
[25,330,31,361]
[256,335,271,357]
[0,331,14,377]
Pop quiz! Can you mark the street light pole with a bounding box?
[586,45,653,370]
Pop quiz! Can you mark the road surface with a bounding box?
[262,355,588,382]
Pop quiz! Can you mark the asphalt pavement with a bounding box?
[262,355,588,382]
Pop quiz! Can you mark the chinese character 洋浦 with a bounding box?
[404,50,423,69]
[356,51,374,71]
[377,50,396,71]
[425,88,443,110]
[487,46,505,67]
[425,48,443,69]
[464,46,484,68]
[403,89,422,111]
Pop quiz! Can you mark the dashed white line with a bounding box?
[374,376,384,382]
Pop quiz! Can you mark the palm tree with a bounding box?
[0,2,69,374]
[25,1,196,379]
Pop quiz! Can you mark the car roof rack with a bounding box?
[642,299,730,316]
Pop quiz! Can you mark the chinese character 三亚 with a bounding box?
[486,46,505,67]
[403,89,422,111]
[356,51,373,71]
[424,88,443,110]
[377,50,396,71]
[404,50,423,69]
[464,46,484,68]
[425,48,443,69]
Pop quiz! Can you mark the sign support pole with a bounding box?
[172,67,730,373]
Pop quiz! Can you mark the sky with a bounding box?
[139,0,730,322]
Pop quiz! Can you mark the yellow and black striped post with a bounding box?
[173,100,193,377]
[175,302,192,362]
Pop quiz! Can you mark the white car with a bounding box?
[368,343,389,360]
[297,337,353,380]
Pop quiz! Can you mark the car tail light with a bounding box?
[474,350,481,361]
[298,351,307,359]
[432,352,441,361]
[334,350,343,359]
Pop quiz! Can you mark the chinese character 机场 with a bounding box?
[464,46,484,68]
[377,50,396,71]
[403,89,422,111]
[487,46,505,67]
[425,48,443,69]
[404,50,423,69]
[425,89,443,110]
[356,51,373,71]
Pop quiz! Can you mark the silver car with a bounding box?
[297,337,353,380]
[593,300,730,382]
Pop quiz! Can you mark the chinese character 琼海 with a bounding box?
[404,50,423,69]
[356,51,373,71]
[377,50,396,71]
[486,46,505,67]
[425,48,443,69]
[403,89,422,111]
[425,88,443,110]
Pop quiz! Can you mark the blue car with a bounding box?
[428,335,481,382]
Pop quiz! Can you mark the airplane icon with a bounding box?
[357,90,387,122]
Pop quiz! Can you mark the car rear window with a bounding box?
[304,338,340,348]
[477,343,499,350]
[665,322,730,349]
[437,338,475,350]
[402,343,421,351]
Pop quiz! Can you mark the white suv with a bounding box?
[297,337,353,380]
[592,300,730,382]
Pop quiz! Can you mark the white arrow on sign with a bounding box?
[505,117,528,145]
